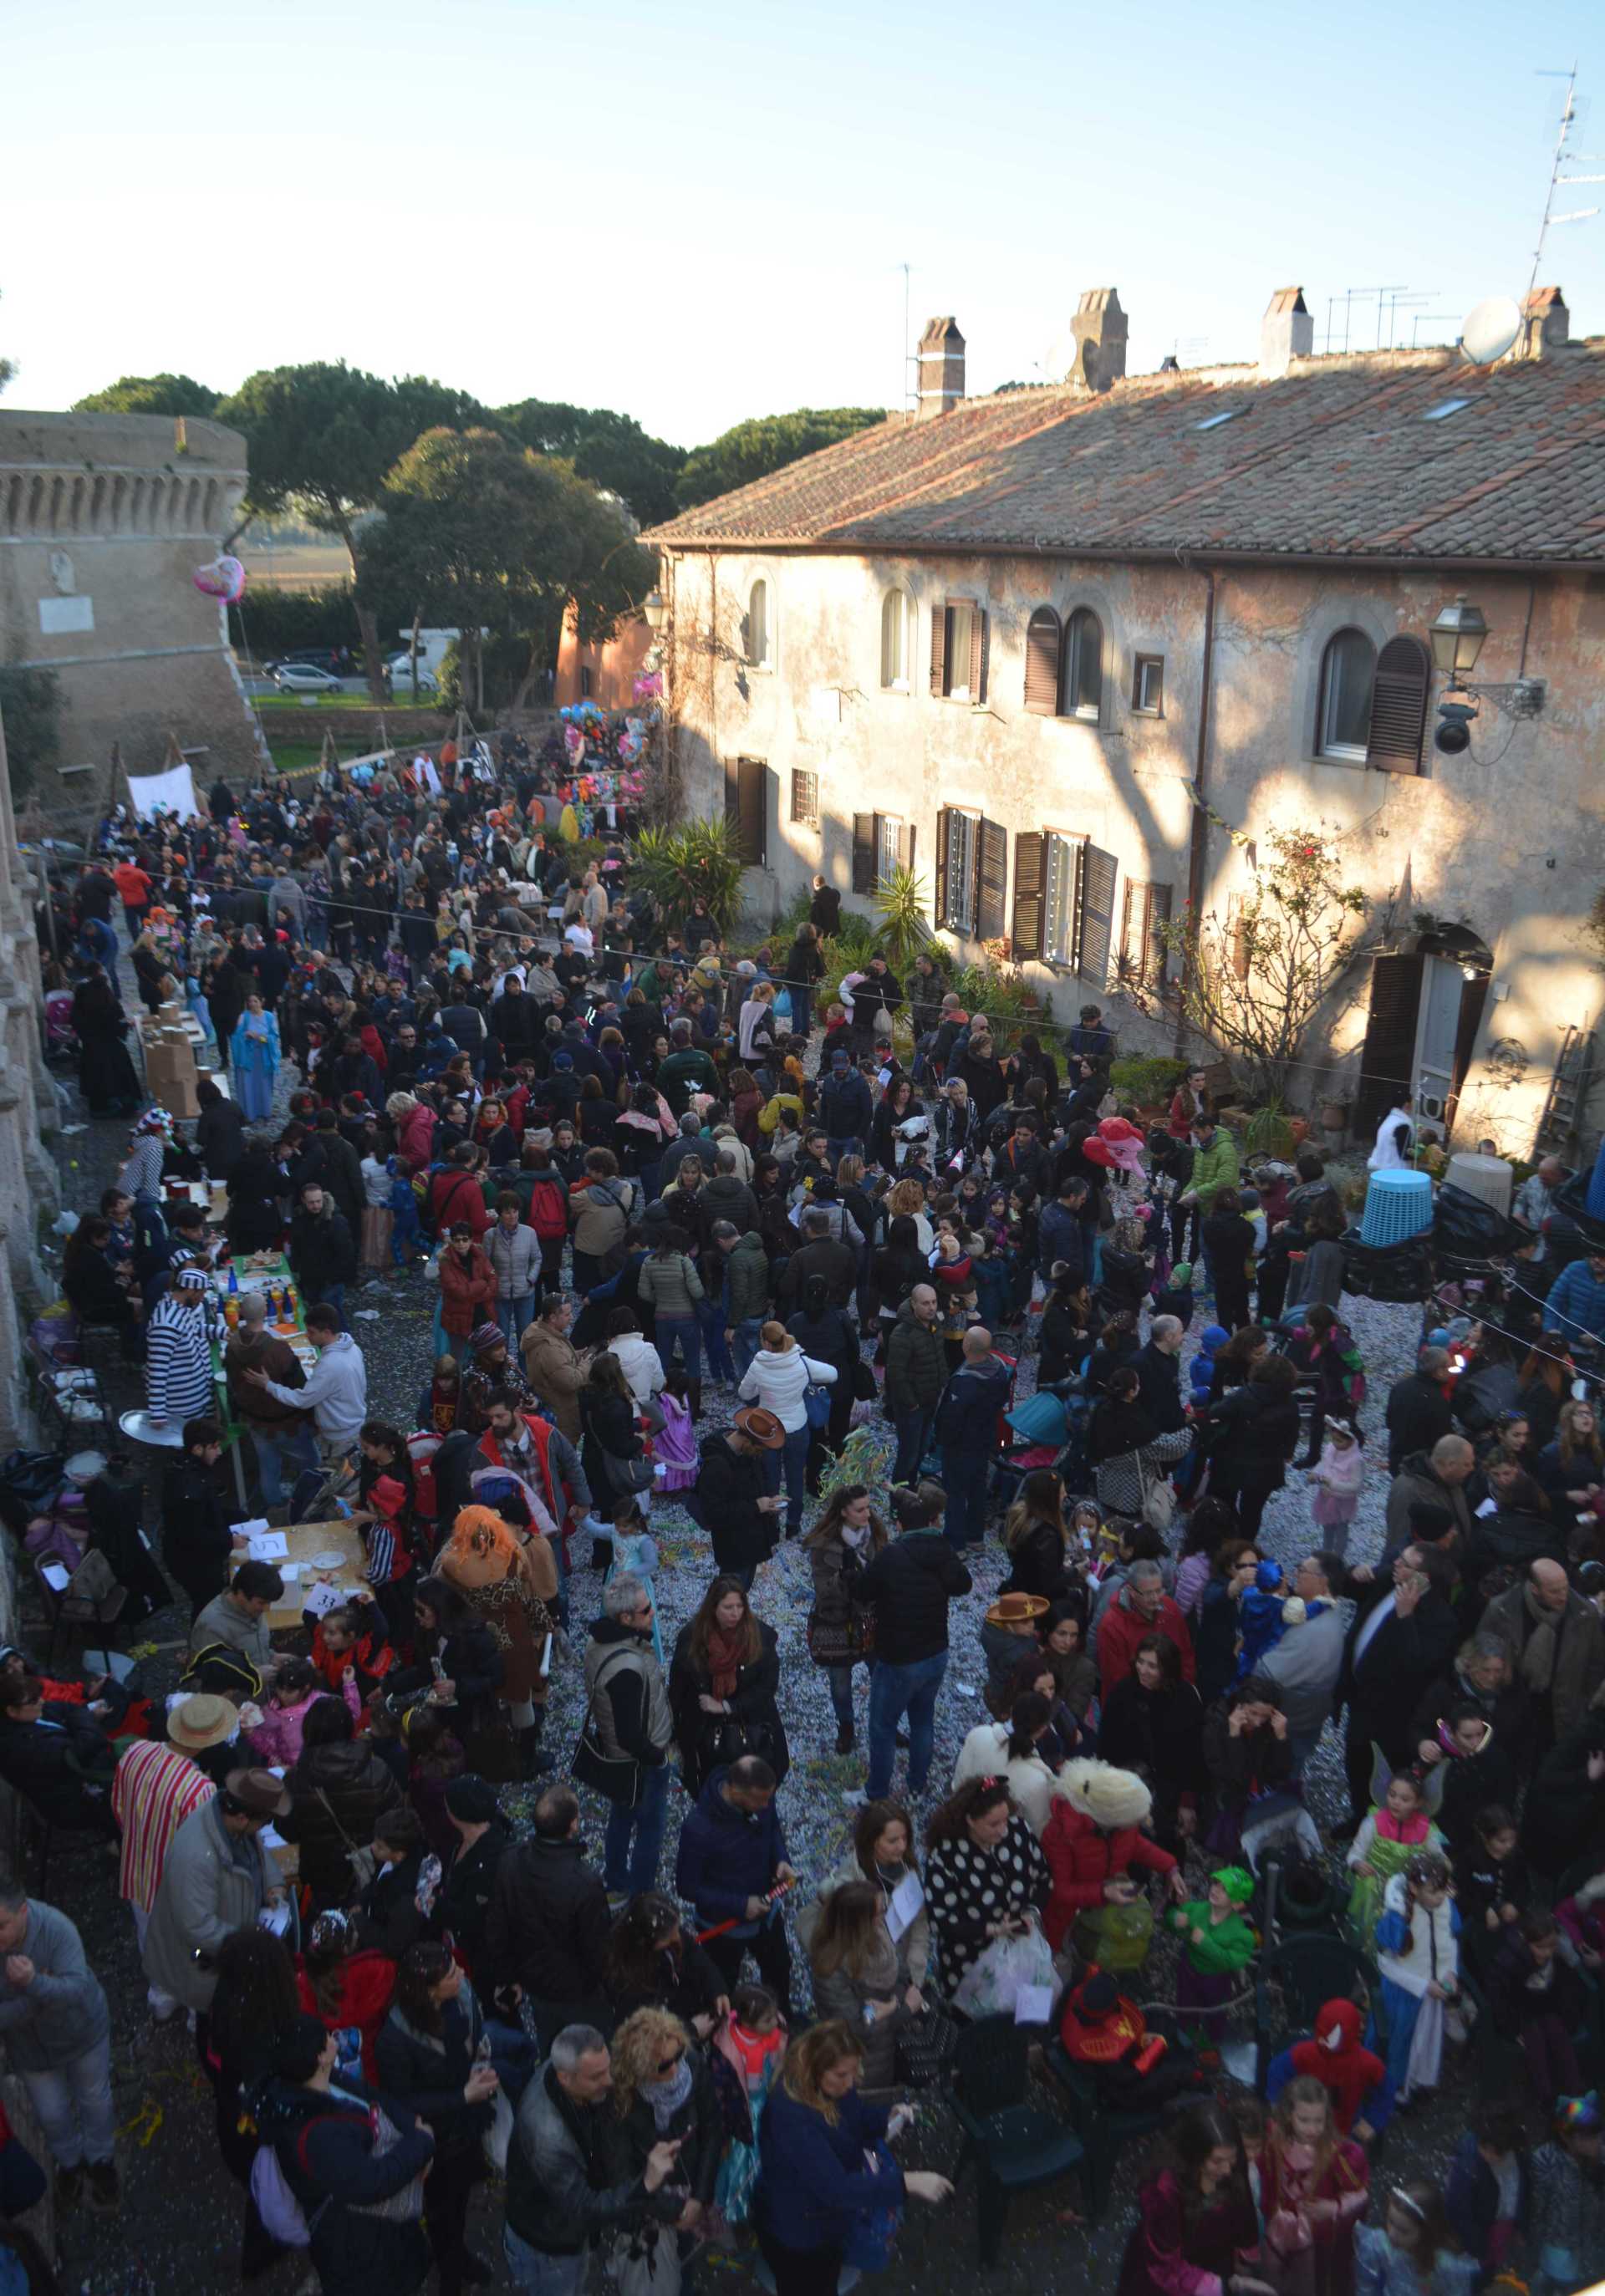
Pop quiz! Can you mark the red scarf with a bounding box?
[705,1624,749,1700]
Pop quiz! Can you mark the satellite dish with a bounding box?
[1039,332,1077,384]
[1459,295,1522,366]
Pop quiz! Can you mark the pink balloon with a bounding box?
[193,554,245,602]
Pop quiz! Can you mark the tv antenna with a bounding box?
[1527,66,1602,308]
[897,262,915,416]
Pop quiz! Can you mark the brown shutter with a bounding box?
[1147,882,1173,987]
[897,822,916,876]
[736,756,767,867]
[930,603,946,698]
[852,813,876,896]
[1119,879,1144,982]
[977,817,1008,940]
[1024,608,1060,715]
[1367,635,1430,773]
[1078,844,1118,985]
[1355,952,1424,1134]
[1011,831,1047,958]
[970,608,986,705]
[934,809,950,926]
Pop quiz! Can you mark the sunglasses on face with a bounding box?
[656,2051,684,2075]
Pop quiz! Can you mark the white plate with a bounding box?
[309,1550,347,1570]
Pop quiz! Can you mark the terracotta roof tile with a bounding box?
[647,348,1605,563]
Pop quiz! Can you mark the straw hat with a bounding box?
[985,1592,1050,1629]
[732,1406,784,1450]
[167,1693,237,1753]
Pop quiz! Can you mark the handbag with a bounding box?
[807,1610,874,1667]
[802,1383,833,1431]
[570,1651,645,1808]
[1136,1452,1175,1535]
[315,1788,380,1893]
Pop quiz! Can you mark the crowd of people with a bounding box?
[13,731,1605,2295]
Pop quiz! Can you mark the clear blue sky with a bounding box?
[6,0,1602,447]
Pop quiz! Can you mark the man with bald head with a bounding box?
[1134,1314,1186,1433]
[885,1283,945,1487]
[1385,1432,1475,1551]
[935,1326,1011,1551]
[1480,1556,1605,1753]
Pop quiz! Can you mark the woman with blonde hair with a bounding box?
[737,1320,838,1539]
[602,2007,722,2296]
[887,1175,934,1253]
[1260,2074,1368,2294]
[437,1503,555,1778]
[755,2020,950,2293]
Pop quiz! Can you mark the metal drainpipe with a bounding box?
[1176,563,1217,1059]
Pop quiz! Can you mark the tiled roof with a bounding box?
[645,346,1605,563]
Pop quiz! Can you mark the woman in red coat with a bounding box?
[438,1223,497,1356]
[1041,1758,1185,1953]
[1119,2097,1271,2296]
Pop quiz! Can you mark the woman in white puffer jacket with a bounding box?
[737,1321,838,1537]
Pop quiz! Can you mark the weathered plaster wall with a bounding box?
[663,544,1605,1151]
[0,410,265,791]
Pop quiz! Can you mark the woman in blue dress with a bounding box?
[230,994,280,1123]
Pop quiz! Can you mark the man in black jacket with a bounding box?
[287,1181,356,1325]
[694,1411,784,1586]
[161,1418,244,1612]
[1334,1542,1459,1829]
[858,1485,971,1802]
[1134,1317,1187,1434]
[311,1108,364,1234]
[482,1785,611,2046]
[1384,1347,1455,1475]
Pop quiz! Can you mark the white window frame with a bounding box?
[790,769,819,830]
[879,587,912,692]
[877,812,903,883]
[1317,629,1376,762]
[1064,608,1103,723]
[942,807,980,935]
[1133,654,1164,716]
[946,602,976,702]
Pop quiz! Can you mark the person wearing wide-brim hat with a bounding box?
[1040,1756,1185,1965]
[980,1590,1050,1713]
[693,1406,786,1589]
[112,1693,241,2020]
[141,1765,290,2016]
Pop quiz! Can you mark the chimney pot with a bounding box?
[916,316,966,419]
[1260,286,1313,377]
[1070,289,1127,394]
[1520,285,1569,359]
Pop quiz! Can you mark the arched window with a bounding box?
[1023,606,1061,715]
[745,578,770,669]
[880,588,911,689]
[1317,628,1376,759]
[1063,607,1103,721]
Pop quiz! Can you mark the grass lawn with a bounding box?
[253,690,443,713]
[261,739,324,774]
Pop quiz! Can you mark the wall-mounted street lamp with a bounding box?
[641,588,669,634]
[1428,594,1544,754]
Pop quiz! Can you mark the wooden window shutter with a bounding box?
[725,759,740,830]
[1122,880,1173,989]
[934,809,950,925]
[1078,843,1118,985]
[1355,952,1424,1134]
[977,817,1008,940]
[1011,831,1047,959]
[852,813,876,896]
[1024,608,1060,715]
[969,608,986,705]
[1147,882,1173,986]
[735,756,767,868]
[929,603,947,698]
[1367,635,1430,773]
[897,822,917,875]
[1120,879,1143,981]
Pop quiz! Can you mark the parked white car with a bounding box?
[273,662,344,693]
[385,653,439,692]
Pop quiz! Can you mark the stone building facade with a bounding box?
[0,704,59,1453]
[0,409,262,801]
[648,291,1605,1156]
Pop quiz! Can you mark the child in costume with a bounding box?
[1309,1418,1365,1557]
[710,1983,787,2232]
[1528,2091,1605,2296]
[1167,1865,1256,2042]
[1353,2181,1480,2296]
[1235,1560,1297,1682]
[1190,1324,1230,1408]
[1269,1996,1389,2141]
[1374,1852,1459,2109]
[1346,1759,1443,1950]
[602,1498,662,1662]
[1260,2074,1370,2296]
[1057,1968,1204,2112]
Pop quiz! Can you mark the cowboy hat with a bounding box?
[222,1768,292,1820]
[731,1406,785,1449]
[985,1592,1050,1628]
[167,1694,238,1753]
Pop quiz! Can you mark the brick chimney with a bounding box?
[1261,286,1314,377]
[1521,285,1569,358]
[916,318,966,420]
[1070,290,1127,393]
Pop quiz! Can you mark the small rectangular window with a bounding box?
[1423,398,1470,421]
[790,770,818,829]
[578,664,594,698]
[1133,654,1164,715]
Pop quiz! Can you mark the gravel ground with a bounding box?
[37,1048,1475,2296]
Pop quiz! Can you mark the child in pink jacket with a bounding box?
[1308,1418,1365,1558]
[241,1656,361,1766]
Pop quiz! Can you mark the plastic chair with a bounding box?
[1044,2035,1164,2222]
[950,2013,1084,2263]
[1254,1937,1372,2090]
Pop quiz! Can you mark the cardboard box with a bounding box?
[148,1067,201,1121]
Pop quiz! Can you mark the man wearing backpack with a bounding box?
[509,1145,570,1295]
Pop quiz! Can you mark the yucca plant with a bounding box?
[628,817,746,934]
[873,864,934,975]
